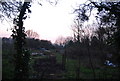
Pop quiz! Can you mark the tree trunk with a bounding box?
[13,2,30,80]
[76,49,81,79]
[87,43,96,79]
[62,46,66,70]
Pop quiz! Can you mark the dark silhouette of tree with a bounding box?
[74,0,120,79]
[91,36,99,49]
[71,16,84,79]
[11,1,31,79]
[72,18,84,42]
[86,36,96,79]
[0,0,26,21]
[1,0,58,80]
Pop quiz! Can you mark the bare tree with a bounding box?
[55,36,66,46]
[25,29,39,39]
[72,16,84,42]
[85,25,96,79]
[0,0,59,21]
[72,15,83,79]
[72,13,97,79]
[0,0,25,20]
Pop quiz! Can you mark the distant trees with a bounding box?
[40,40,55,49]
[55,36,73,46]
[25,38,55,50]
[25,30,39,39]
[55,36,66,47]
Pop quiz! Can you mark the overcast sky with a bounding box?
[0,0,87,43]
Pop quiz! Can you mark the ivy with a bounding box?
[11,2,31,80]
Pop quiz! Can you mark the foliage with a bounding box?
[11,1,31,79]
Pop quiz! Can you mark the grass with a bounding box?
[55,52,62,64]
[55,52,119,79]
[2,58,14,79]
[3,50,119,79]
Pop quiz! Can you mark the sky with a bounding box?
[0,0,87,43]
